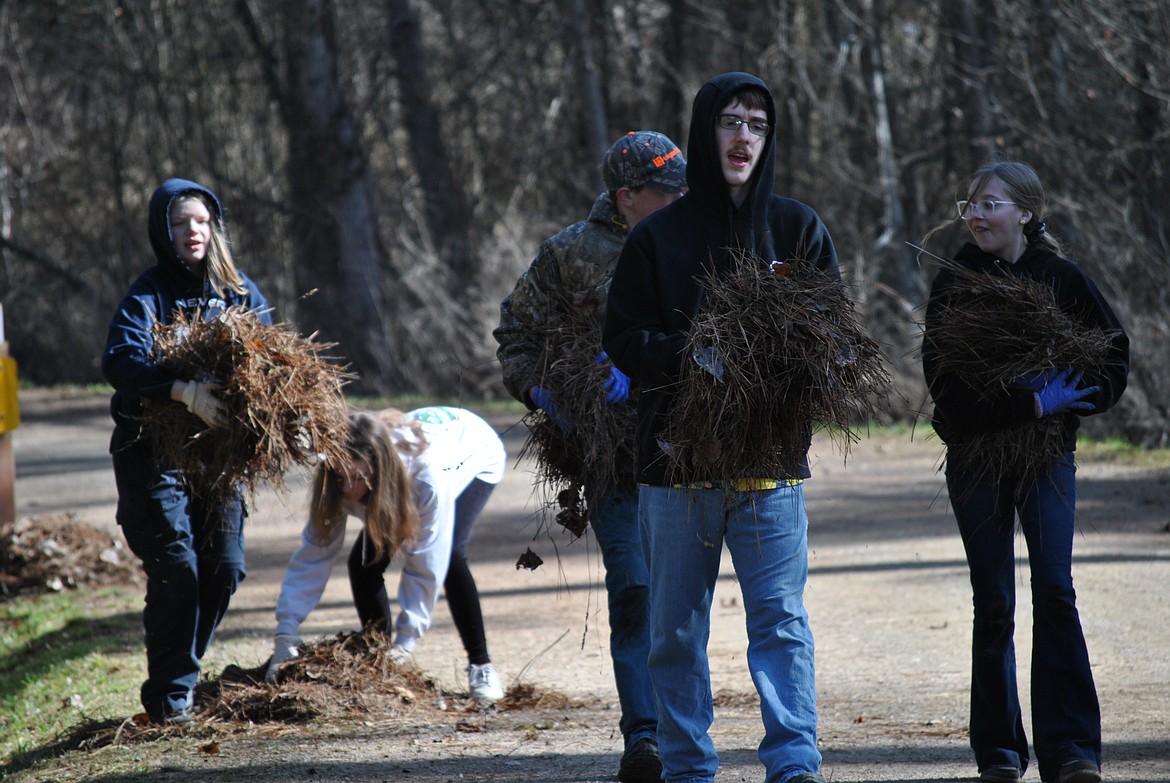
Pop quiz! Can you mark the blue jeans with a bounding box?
[588,486,656,749]
[947,449,1100,781]
[112,440,246,721]
[640,484,820,783]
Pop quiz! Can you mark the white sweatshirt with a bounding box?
[274,407,506,649]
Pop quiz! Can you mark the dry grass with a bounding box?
[923,258,1118,487]
[0,513,141,595]
[517,289,637,540]
[139,306,353,501]
[45,628,579,757]
[660,249,891,483]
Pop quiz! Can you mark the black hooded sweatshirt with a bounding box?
[603,72,840,486]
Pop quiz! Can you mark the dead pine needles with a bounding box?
[140,306,353,501]
[660,248,890,484]
[922,257,1118,487]
[517,289,637,541]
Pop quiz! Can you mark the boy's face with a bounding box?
[715,98,767,203]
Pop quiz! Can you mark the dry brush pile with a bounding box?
[922,258,1119,487]
[140,307,352,501]
[660,250,891,483]
[0,513,140,596]
[518,289,637,543]
[48,629,573,758]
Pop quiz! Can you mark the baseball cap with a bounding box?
[603,131,686,193]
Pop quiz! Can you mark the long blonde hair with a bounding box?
[174,193,248,297]
[307,410,421,560]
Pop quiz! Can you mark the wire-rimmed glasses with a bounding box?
[716,114,770,137]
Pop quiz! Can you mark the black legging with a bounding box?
[347,478,495,664]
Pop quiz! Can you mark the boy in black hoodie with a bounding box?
[603,72,835,783]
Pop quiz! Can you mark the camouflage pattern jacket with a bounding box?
[494,192,628,405]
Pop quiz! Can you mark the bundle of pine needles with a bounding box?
[141,306,352,500]
[517,289,637,539]
[923,258,1118,486]
[660,249,890,483]
[264,628,436,694]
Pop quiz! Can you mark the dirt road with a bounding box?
[9,389,1170,782]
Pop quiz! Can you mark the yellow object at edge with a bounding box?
[0,356,20,434]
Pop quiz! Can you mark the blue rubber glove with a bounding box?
[595,352,630,404]
[529,385,575,433]
[1033,368,1099,418]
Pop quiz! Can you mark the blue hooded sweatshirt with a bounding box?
[603,72,840,485]
[102,178,271,445]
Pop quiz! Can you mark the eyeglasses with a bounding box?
[716,114,770,137]
[956,199,1017,220]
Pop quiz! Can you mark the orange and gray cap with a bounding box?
[602,131,687,193]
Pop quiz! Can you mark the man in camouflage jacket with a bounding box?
[493,131,685,783]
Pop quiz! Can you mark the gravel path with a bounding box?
[9,390,1170,782]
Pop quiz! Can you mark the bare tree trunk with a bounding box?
[860,0,920,378]
[1130,7,1168,248]
[273,0,390,391]
[658,0,688,141]
[941,0,997,169]
[386,0,477,290]
[568,0,609,190]
[772,3,800,196]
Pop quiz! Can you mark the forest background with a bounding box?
[1,0,1167,444]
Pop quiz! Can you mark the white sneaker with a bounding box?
[467,663,504,702]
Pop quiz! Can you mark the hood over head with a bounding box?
[685,72,776,216]
[684,72,780,262]
[147,178,224,271]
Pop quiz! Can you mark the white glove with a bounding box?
[265,633,302,683]
[180,380,227,428]
[388,643,413,666]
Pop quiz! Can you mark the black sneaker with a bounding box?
[1055,760,1101,783]
[617,738,661,783]
[980,765,1022,782]
[785,774,827,783]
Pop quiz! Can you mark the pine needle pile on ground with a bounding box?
[922,258,1118,487]
[662,250,891,483]
[518,288,637,542]
[141,306,353,501]
[39,628,577,760]
[0,513,140,596]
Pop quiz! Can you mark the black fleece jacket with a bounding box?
[602,72,840,486]
[922,241,1130,449]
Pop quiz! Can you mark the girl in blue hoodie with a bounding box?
[102,178,271,724]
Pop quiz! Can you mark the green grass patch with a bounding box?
[0,589,143,771]
[1077,437,1170,468]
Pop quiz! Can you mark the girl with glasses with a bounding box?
[921,161,1129,783]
